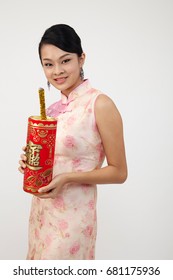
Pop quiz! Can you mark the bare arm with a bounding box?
[64,94,127,184]
[38,94,127,198]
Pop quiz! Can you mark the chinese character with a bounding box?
[26,141,42,170]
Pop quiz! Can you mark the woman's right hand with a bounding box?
[18,146,27,174]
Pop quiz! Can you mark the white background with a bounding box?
[0,0,173,260]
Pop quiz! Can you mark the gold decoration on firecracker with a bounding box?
[38,88,47,120]
[37,130,48,138]
[25,140,43,170]
[28,116,57,128]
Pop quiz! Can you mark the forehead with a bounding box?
[41,44,76,60]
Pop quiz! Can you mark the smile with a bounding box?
[54,77,67,84]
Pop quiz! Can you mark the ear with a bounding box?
[79,52,86,67]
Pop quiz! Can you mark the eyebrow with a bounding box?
[42,53,71,61]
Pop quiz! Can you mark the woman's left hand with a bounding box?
[35,173,68,199]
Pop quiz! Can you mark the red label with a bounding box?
[23,116,57,194]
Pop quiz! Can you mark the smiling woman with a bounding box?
[18,24,127,260]
[41,44,85,95]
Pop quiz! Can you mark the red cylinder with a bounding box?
[23,116,57,194]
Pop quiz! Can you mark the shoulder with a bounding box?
[94,93,124,142]
[94,93,121,118]
[95,93,115,107]
[90,87,115,108]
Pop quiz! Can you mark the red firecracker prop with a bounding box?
[23,88,57,194]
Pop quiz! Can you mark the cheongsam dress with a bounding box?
[27,79,105,259]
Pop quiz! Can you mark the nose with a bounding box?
[53,64,64,76]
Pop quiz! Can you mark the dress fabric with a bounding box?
[27,80,105,260]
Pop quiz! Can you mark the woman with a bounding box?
[19,24,127,260]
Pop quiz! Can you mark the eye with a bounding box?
[43,63,53,67]
[62,59,71,64]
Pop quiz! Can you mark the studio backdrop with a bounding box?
[0,0,173,260]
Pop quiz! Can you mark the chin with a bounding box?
[52,83,67,91]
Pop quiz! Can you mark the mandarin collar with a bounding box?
[61,79,91,105]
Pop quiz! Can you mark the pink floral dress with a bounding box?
[27,80,105,259]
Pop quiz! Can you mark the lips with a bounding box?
[54,77,67,85]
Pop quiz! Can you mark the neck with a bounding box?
[62,79,84,97]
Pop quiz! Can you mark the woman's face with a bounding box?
[40,44,85,96]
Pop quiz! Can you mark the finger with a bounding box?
[34,192,54,199]
[22,146,27,151]
[38,183,54,193]
[19,160,26,169]
[21,154,27,161]
[18,166,24,174]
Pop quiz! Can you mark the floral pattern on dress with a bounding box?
[27,80,105,260]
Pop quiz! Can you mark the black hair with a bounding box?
[38,24,83,62]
